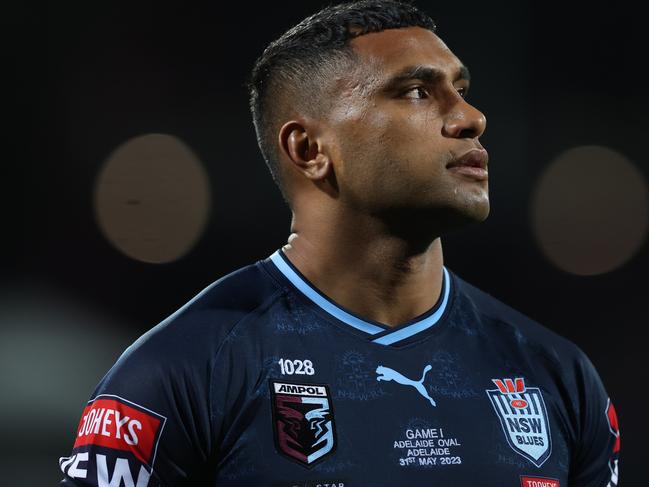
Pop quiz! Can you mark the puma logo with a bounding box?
[376,364,436,407]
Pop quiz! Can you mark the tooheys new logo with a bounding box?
[59,395,166,486]
[486,378,552,467]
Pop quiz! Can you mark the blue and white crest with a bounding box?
[486,378,552,467]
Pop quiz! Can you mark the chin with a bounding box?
[472,202,491,221]
[439,201,490,231]
[455,192,490,221]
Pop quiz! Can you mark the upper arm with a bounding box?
[568,351,620,487]
[58,319,220,486]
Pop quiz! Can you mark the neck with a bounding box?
[280,208,445,328]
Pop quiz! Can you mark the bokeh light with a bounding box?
[93,133,211,264]
[0,282,135,486]
[531,145,649,275]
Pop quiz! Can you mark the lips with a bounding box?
[446,148,489,169]
[446,148,489,181]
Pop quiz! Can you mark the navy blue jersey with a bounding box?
[59,248,620,486]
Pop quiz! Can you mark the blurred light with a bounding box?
[0,281,138,486]
[531,145,649,276]
[93,133,211,264]
[0,281,134,433]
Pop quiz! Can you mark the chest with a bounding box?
[213,347,573,486]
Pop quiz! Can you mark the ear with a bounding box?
[278,120,331,181]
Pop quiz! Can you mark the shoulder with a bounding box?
[63,261,286,484]
[107,260,284,381]
[449,268,590,368]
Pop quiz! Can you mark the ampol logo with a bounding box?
[270,380,337,468]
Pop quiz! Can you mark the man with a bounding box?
[59,0,620,485]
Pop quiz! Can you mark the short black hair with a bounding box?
[245,0,437,208]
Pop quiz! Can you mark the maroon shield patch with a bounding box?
[269,380,337,468]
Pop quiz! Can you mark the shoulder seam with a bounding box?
[257,259,292,294]
[207,286,286,447]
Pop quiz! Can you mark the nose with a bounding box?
[442,98,487,139]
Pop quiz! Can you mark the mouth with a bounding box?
[446,148,489,181]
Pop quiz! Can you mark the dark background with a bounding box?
[5,0,646,484]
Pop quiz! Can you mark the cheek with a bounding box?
[330,111,386,180]
[332,108,447,198]
[375,111,448,177]
[341,109,411,163]
[395,108,445,150]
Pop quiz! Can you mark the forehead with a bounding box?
[346,26,462,90]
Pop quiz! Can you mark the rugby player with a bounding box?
[59,1,620,485]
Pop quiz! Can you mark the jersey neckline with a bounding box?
[260,247,456,347]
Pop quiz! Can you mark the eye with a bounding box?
[402,86,429,99]
[402,86,469,100]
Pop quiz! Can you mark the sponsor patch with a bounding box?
[270,379,337,468]
[486,378,552,467]
[605,398,620,486]
[520,476,560,487]
[606,398,620,454]
[73,394,166,467]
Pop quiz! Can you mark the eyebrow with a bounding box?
[381,64,471,92]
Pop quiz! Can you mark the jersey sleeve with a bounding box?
[58,310,224,486]
[568,349,621,487]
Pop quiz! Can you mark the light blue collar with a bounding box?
[268,248,451,346]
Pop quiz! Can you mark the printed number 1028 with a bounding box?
[278,358,315,375]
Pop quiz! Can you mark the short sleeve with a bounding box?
[58,314,220,486]
[568,350,621,487]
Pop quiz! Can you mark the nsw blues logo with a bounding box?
[270,380,337,468]
[486,378,552,467]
